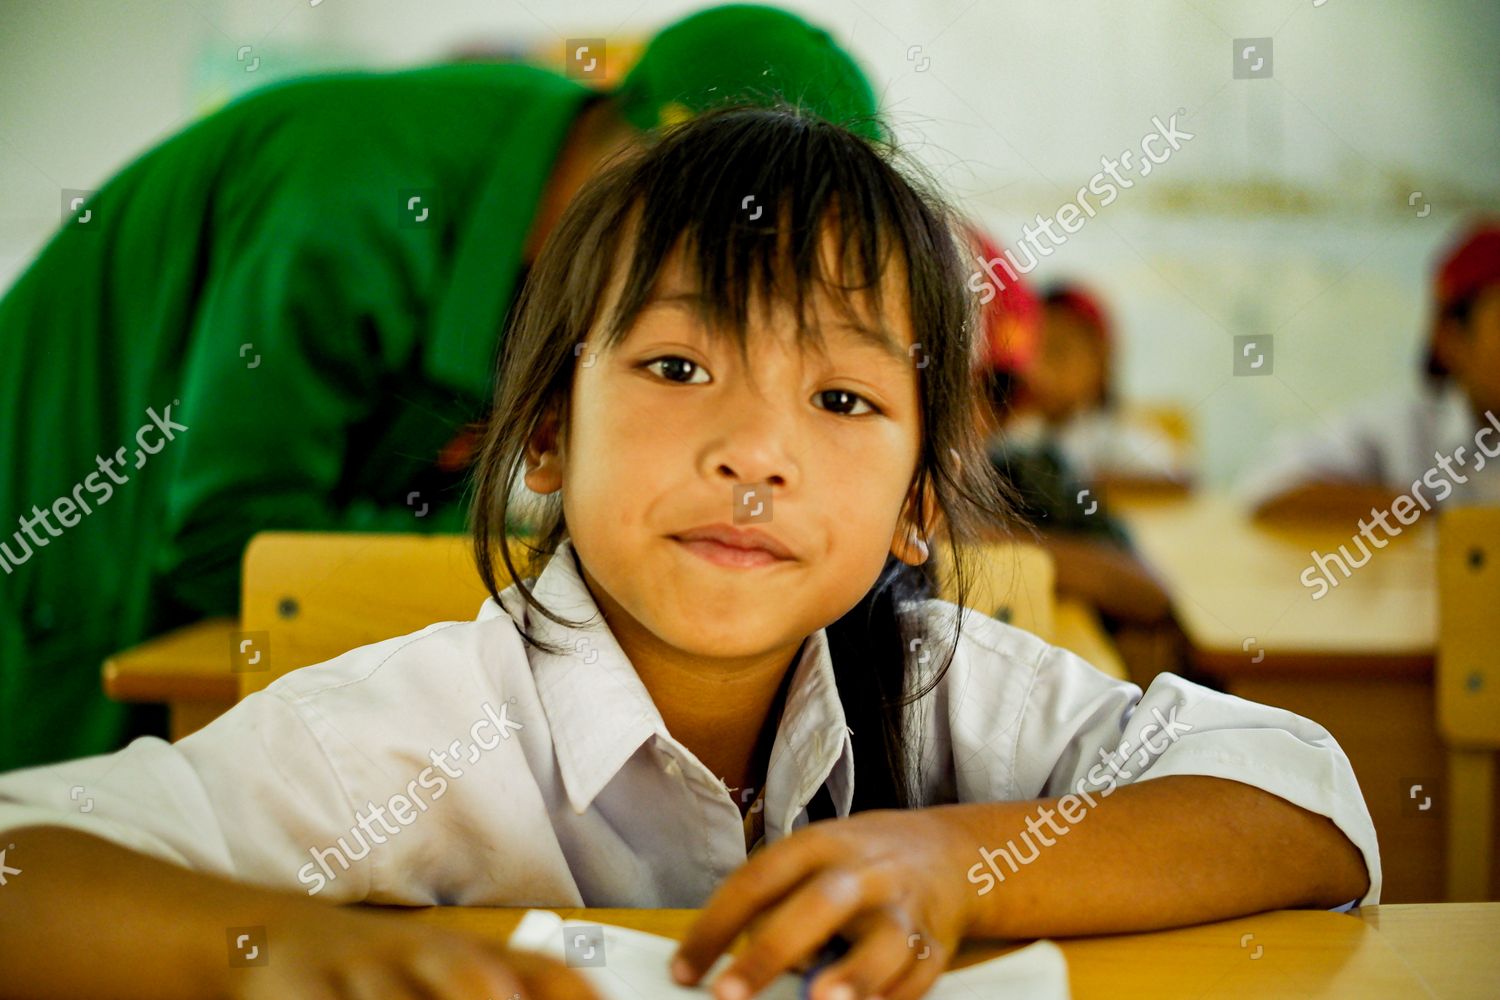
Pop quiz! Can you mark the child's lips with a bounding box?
[669,522,798,561]
[670,536,796,569]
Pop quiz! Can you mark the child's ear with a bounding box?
[522,410,566,495]
[891,470,945,566]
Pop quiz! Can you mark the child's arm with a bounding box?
[940,773,1369,937]
[1039,533,1173,625]
[0,824,602,1000]
[0,626,609,998]
[674,619,1380,1000]
[670,774,1366,1000]
[1234,404,1399,519]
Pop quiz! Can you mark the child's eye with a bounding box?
[643,356,710,384]
[816,389,879,417]
[643,357,878,417]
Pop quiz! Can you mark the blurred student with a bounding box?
[0,106,1375,1000]
[967,229,1172,627]
[1241,221,1500,520]
[1007,284,1190,487]
[0,4,881,771]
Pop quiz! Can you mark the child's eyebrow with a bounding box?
[637,292,910,368]
[826,319,911,368]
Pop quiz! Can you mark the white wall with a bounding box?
[3,0,1498,486]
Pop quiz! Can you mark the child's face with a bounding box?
[1028,305,1106,422]
[1440,285,1500,415]
[526,229,931,662]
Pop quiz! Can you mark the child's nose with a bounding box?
[699,398,802,489]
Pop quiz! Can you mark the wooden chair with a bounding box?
[103,616,242,740]
[1091,402,1196,501]
[1129,402,1194,453]
[930,539,1055,640]
[236,533,543,699]
[1436,507,1500,901]
[238,534,1060,698]
[930,539,1133,680]
[110,531,1130,739]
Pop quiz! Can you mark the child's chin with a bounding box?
[653,614,798,660]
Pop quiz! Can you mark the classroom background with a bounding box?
[2,2,1500,994]
[3,0,1499,488]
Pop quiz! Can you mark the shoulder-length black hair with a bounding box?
[468,104,1019,813]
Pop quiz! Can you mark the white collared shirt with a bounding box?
[1007,411,1189,482]
[1237,383,1500,511]
[0,538,1382,906]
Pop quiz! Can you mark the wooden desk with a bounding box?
[102,616,237,740]
[395,902,1498,998]
[105,599,1129,736]
[1115,494,1500,904]
[1116,494,1435,676]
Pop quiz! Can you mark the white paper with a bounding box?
[508,909,1069,999]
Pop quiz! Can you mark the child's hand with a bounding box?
[226,900,606,1000]
[670,809,977,1000]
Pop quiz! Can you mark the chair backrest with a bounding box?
[236,533,1054,700]
[1437,507,1500,748]
[237,533,544,699]
[1435,506,1500,901]
[1128,403,1195,451]
[930,539,1056,639]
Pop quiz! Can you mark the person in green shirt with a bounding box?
[0,4,880,771]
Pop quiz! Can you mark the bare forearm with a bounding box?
[0,825,298,999]
[1042,534,1173,625]
[935,775,1369,939]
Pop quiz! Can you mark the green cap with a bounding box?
[613,4,883,141]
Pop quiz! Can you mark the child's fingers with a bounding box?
[708,867,897,999]
[239,976,339,1000]
[338,961,422,1000]
[501,945,610,1000]
[674,830,839,978]
[807,910,919,1000]
[404,941,530,1000]
[865,942,949,1000]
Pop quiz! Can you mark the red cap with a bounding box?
[1043,284,1111,345]
[965,224,1040,376]
[1426,221,1500,378]
[1435,221,1500,311]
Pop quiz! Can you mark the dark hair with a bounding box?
[468,105,1019,812]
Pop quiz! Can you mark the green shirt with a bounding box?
[0,62,591,769]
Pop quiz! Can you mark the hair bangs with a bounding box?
[594,107,935,367]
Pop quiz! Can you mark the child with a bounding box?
[1240,222,1500,519]
[0,107,1377,1000]
[967,229,1172,627]
[1007,283,1191,487]
[0,2,882,776]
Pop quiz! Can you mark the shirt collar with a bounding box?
[483,539,854,829]
[762,628,855,834]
